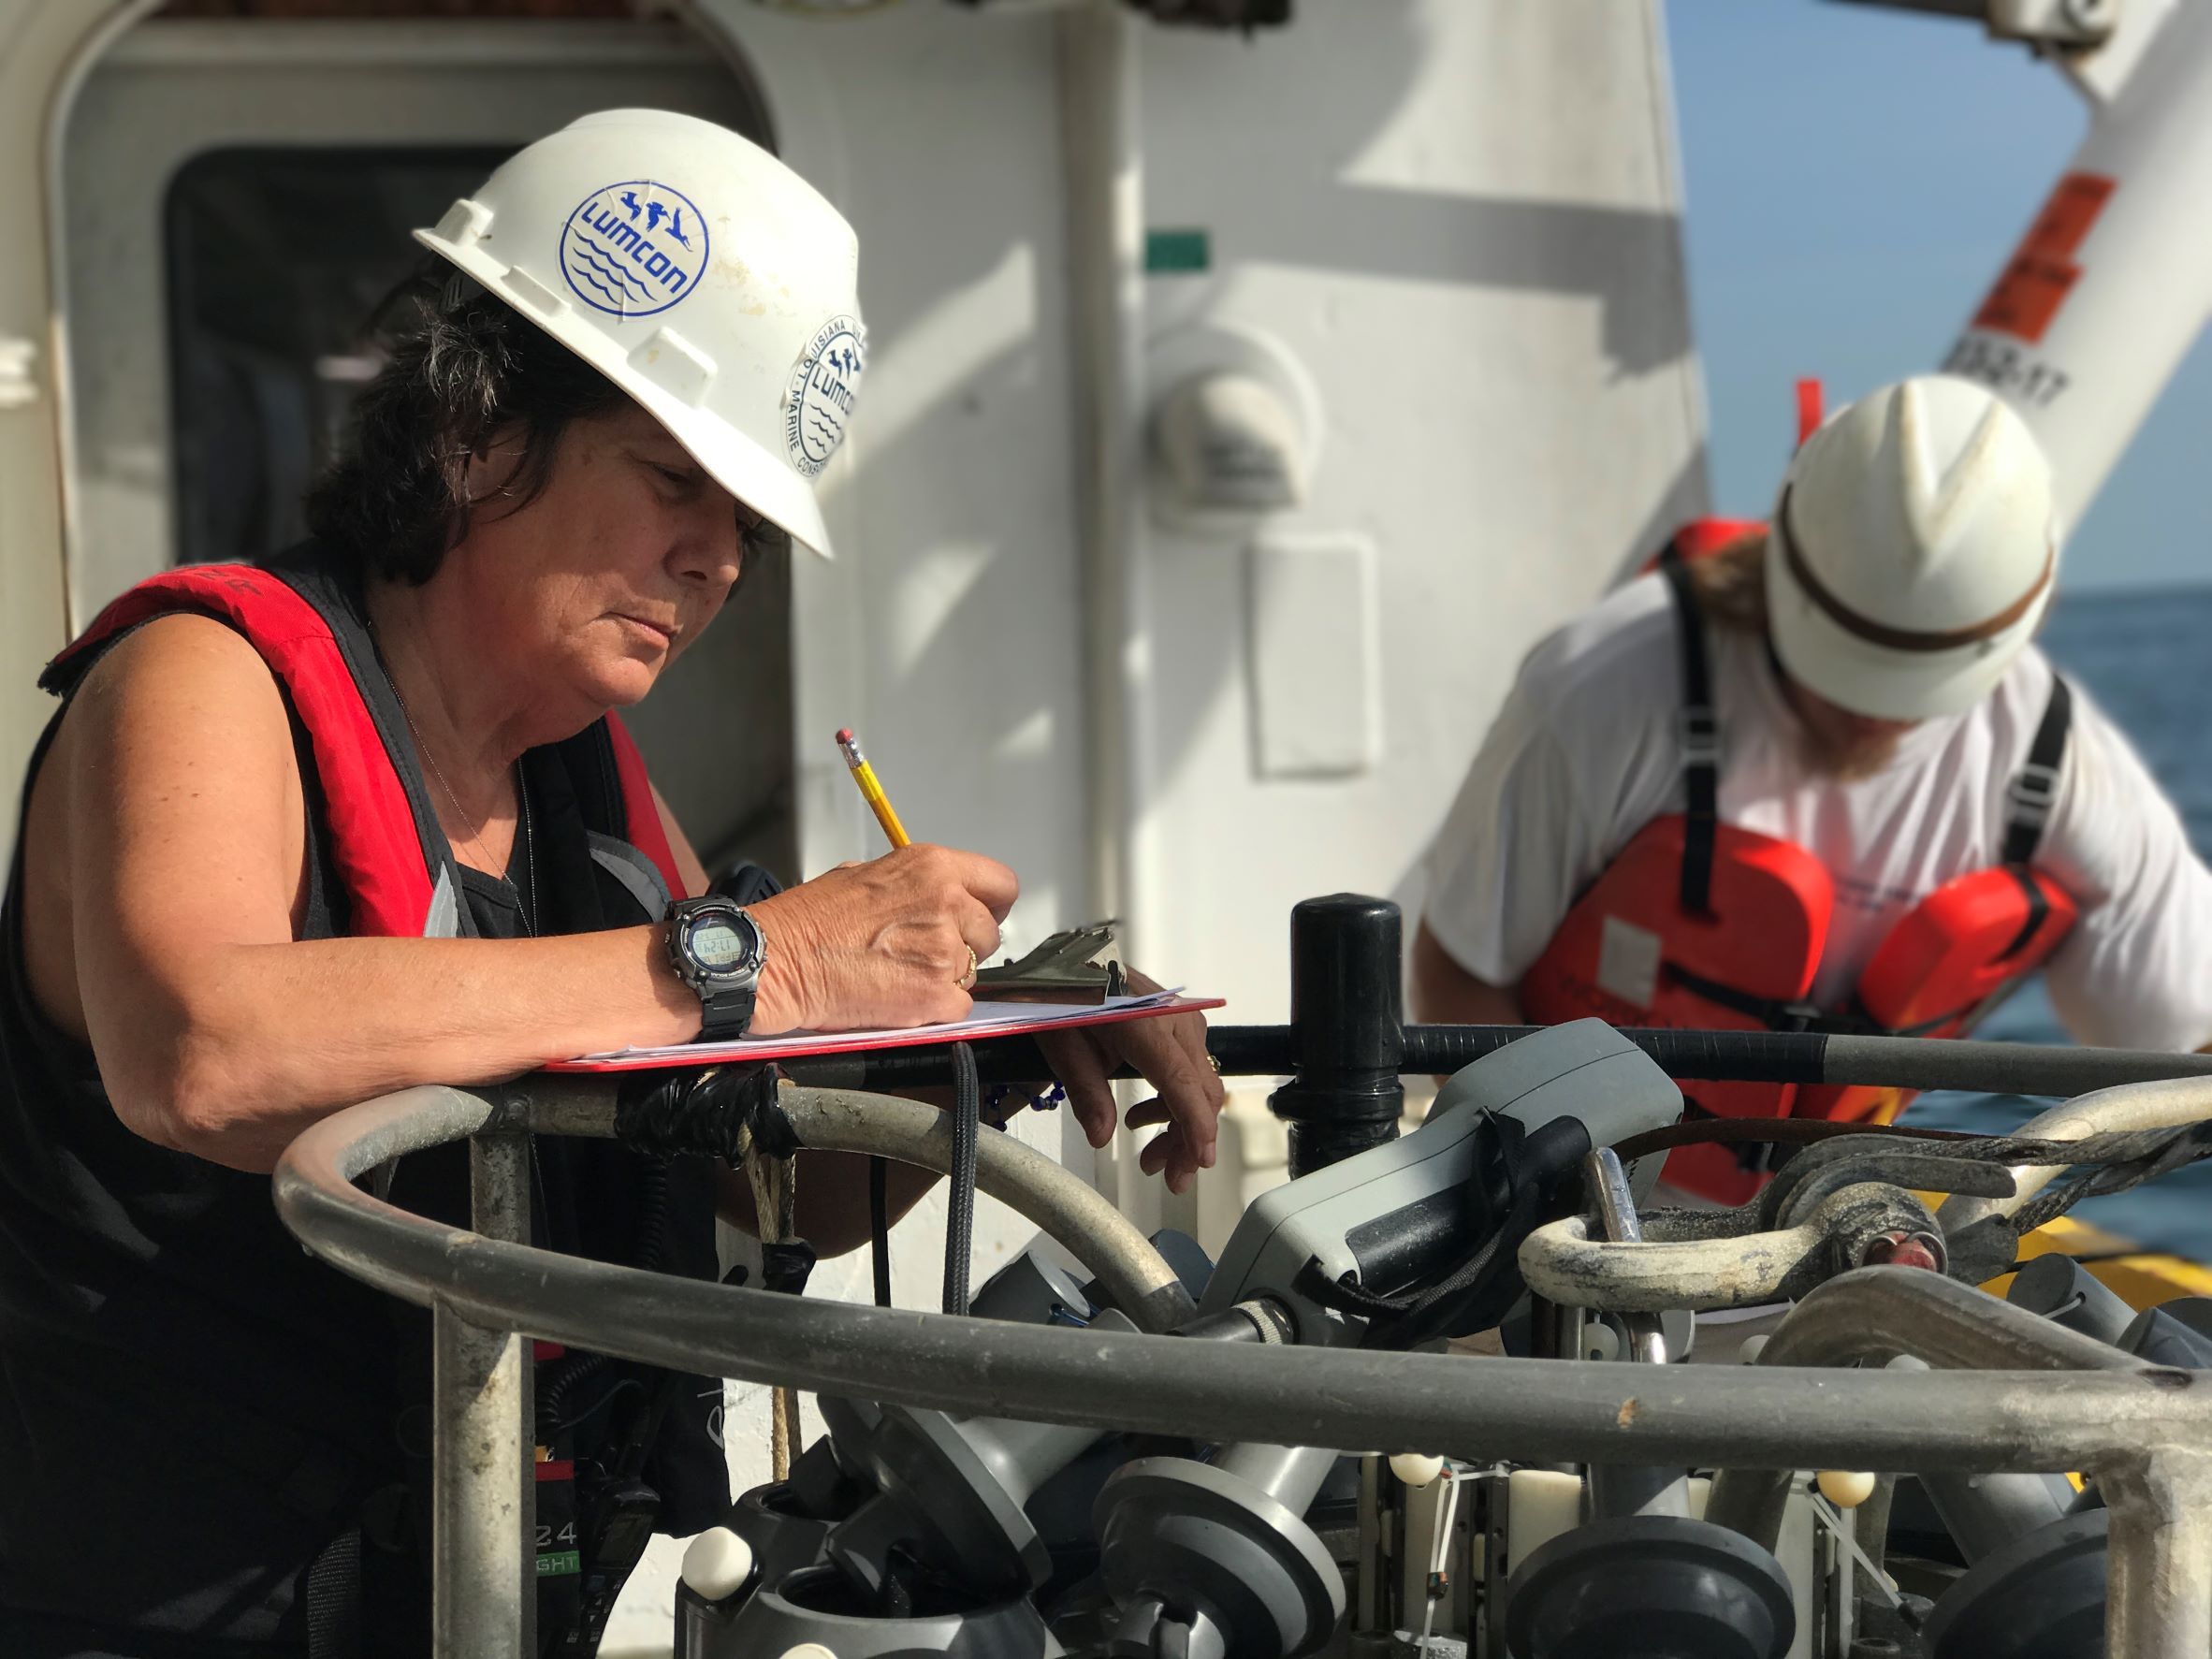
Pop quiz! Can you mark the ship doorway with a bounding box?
[60,10,798,881]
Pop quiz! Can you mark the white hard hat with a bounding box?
[1766,375,2059,720]
[415,109,864,559]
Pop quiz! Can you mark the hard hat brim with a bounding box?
[414,228,839,561]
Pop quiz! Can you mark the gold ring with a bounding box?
[958,945,979,990]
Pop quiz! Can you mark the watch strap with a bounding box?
[698,982,757,1041]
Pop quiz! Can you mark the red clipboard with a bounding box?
[542,994,1225,1073]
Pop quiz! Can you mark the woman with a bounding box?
[0,111,1220,1656]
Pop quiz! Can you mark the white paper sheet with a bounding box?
[561,988,1189,1067]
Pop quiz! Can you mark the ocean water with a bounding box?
[1897,582,2212,1258]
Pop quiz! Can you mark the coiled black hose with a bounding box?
[870,1156,892,1309]
[944,1042,980,1317]
[535,1153,673,1440]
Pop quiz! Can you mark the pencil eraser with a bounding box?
[835,727,853,745]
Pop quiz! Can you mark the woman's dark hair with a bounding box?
[305,258,628,585]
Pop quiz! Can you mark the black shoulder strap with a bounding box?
[1657,543,1721,915]
[548,718,631,850]
[262,545,474,939]
[2001,673,2073,866]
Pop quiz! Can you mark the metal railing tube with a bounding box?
[1809,1034,2212,1095]
[2103,1448,2212,1659]
[1717,1268,2147,1377]
[1704,1269,2148,1551]
[502,1079,1196,1332]
[274,1093,2212,1477]
[434,1128,533,1659]
[1885,1357,2078,1567]
[782,1025,2212,1095]
[764,1085,1195,1332]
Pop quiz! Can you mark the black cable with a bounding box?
[944,1042,980,1317]
[870,1155,893,1309]
[1291,1120,1581,1350]
[535,1161,676,1446]
[542,1376,646,1441]
[536,1349,610,1424]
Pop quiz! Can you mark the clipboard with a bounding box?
[543,992,1224,1073]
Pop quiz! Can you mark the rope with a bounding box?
[1610,1115,2206,1171]
[2010,1126,2212,1232]
[613,1064,775,1162]
[1610,1115,1977,1164]
[742,1128,800,1482]
[1612,1112,2212,1242]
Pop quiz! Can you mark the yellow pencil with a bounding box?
[836,727,910,850]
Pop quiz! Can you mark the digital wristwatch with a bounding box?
[662,896,766,1041]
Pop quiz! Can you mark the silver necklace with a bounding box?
[514,778,538,937]
[395,700,536,939]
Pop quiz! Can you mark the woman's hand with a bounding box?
[749,843,1018,1032]
[1036,970,1224,1195]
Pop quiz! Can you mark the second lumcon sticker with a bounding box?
[785,315,867,478]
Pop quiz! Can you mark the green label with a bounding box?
[536,1550,581,1578]
[1145,228,1211,274]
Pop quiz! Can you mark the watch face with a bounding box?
[685,912,758,977]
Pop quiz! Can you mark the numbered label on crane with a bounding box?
[1943,172,2118,413]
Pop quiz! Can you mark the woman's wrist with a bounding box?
[644,921,706,1038]
[747,900,814,1034]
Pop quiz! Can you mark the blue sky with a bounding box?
[1667,1,2212,590]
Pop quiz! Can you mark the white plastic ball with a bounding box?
[1817,1469,1878,1508]
[680,1526,756,1602]
[1390,1452,1447,1489]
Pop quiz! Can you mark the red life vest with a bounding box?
[1520,528,2078,1203]
[46,560,687,935]
[1635,517,1768,574]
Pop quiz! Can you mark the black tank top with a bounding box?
[0,549,727,1656]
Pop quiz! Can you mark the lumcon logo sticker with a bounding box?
[560,181,707,319]
[785,315,866,477]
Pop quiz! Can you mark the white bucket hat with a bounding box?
[415,109,864,558]
[1767,375,2059,720]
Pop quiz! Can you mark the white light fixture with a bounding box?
[1146,323,1322,534]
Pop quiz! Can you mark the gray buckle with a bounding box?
[1678,708,1721,770]
[2007,761,2059,829]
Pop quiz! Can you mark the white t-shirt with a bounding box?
[1422,573,2212,1053]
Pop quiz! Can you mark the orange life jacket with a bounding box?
[1520,529,2078,1202]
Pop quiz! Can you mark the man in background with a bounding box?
[1413,374,2212,1197]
